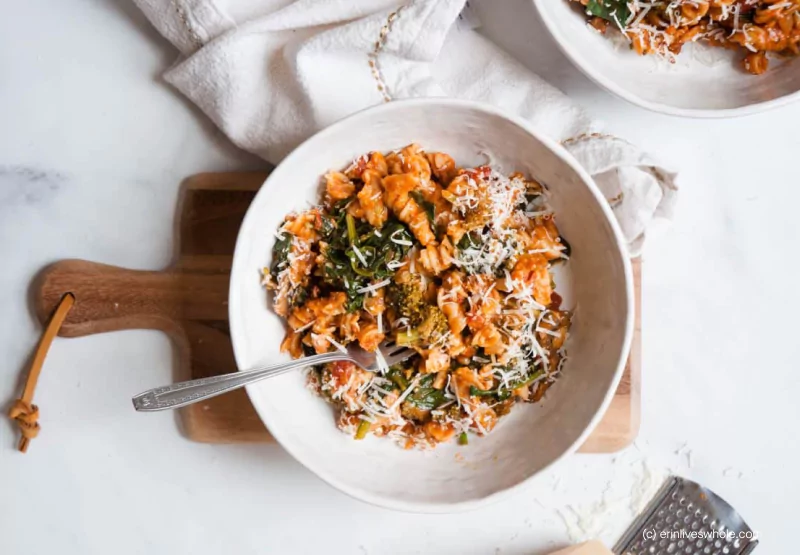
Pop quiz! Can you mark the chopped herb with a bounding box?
[458,431,469,445]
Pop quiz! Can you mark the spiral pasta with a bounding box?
[511,253,553,306]
[338,312,361,342]
[426,151,458,185]
[418,237,454,275]
[471,323,506,356]
[326,172,355,201]
[382,173,437,246]
[357,321,385,352]
[438,270,467,321]
[357,169,389,229]
[363,288,386,316]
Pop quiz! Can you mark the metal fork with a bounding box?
[132,341,415,412]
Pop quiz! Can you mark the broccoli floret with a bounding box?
[390,278,448,345]
[418,305,448,344]
[389,279,426,326]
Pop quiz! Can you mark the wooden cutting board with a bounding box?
[32,172,641,452]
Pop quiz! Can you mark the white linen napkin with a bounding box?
[133,0,677,255]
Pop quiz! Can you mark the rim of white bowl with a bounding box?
[229,98,635,513]
[531,0,800,118]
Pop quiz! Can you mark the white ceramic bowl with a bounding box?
[532,0,800,117]
[229,99,634,512]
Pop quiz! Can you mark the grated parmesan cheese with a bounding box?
[356,279,391,294]
[390,229,412,246]
[320,333,348,354]
[351,244,368,267]
[374,348,390,374]
[294,320,316,333]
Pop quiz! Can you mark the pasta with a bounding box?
[262,144,572,449]
[575,0,800,74]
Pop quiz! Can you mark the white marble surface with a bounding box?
[1,0,797,553]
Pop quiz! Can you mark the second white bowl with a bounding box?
[532,0,800,117]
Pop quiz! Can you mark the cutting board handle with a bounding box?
[32,259,230,338]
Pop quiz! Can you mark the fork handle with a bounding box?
[132,352,348,412]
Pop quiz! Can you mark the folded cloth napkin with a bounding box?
[133,0,677,255]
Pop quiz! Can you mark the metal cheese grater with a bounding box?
[613,476,759,555]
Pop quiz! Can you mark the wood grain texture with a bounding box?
[32,172,640,451]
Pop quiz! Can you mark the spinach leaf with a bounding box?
[270,233,292,276]
[320,200,413,313]
[585,0,630,25]
[457,230,482,251]
[345,293,364,313]
[409,190,435,226]
[406,386,448,411]
[319,213,336,238]
[406,374,448,410]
